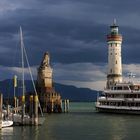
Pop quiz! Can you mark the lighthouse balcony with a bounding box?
[107,34,122,41]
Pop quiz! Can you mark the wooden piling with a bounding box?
[60,100,62,110]
[14,97,17,113]
[13,75,18,114]
[0,94,2,129]
[51,99,54,113]
[66,100,69,113]
[29,95,34,125]
[7,104,10,119]
[34,95,38,125]
[21,95,25,124]
[16,98,19,113]
[64,100,67,113]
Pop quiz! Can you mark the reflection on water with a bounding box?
[1,127,14,135]
[1,103,140,140]
[0,127,13,140]
[108,116,127,140]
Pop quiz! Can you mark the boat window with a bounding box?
[117,86,122,90]
[129,86,134,90]
[134,86,139,91]
[138,94,140,98]
[129,85,140,91]
[123,86,129,90]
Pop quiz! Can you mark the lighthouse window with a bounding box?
[110,69,112,73]
[116,61,117,64]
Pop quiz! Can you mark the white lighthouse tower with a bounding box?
[106,20,123,89]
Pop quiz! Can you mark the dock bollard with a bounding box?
[34,95,38,125]
[21,95,25,124]
[7,104,10,119]
[51,99,54,113]
[16,98,19,113]
[64,100,67,113]
[66,100,69,113]
[60,100,62,110]
[0,94,3,129]
[14,97,17,113]
[29,95,34,125]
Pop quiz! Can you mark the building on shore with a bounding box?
[36,52,62,113]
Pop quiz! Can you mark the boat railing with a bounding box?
[98,97,140,102]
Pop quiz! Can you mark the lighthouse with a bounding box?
[106,20,123,89]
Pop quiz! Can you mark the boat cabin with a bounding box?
[110,83,140,91]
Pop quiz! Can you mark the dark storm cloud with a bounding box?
[0,0,140,67]
[1,0,140,89]
[0,7,108,66]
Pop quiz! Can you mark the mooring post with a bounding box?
[29,95,34,125]
[22,95,25,124]
[14,97,17,113]
[64,100,67,113]
[34,95,38,125]
[16,98,19,113]
[0,94,2,129]
[66,100,69,113]
[7,104,10,119]
[13,75,17,114]
[51,99,54,113]
[60,100,62,111]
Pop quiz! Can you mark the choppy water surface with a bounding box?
[1,102,140,140]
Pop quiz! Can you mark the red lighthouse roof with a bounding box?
[107,19,122,42]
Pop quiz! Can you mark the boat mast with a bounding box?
[20,26,25,122]
[20,26,25,97]
[20,27,43,117]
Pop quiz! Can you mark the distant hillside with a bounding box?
[0,79,98,102]
[55,83,97,102]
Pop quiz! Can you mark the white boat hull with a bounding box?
[96,103,140,114]
[2,120,13,128]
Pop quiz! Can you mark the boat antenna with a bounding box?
[127,72,136,82]
[113,18,117,25]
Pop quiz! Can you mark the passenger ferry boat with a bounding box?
[95,21,140,114]
[95,81,140,114]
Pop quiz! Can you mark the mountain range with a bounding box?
[0,79,98,102]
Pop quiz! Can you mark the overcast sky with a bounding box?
[0,0,140,90]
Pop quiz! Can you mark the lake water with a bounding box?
[1,102,140,140]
